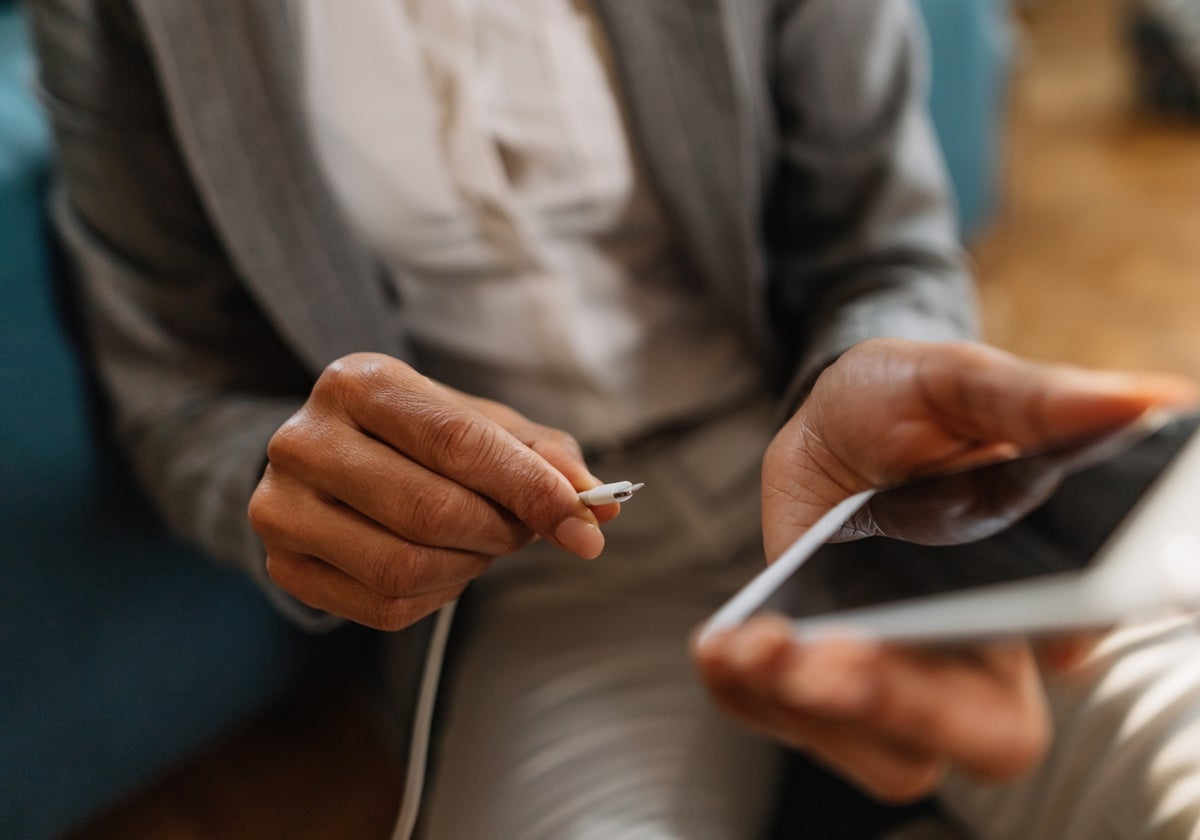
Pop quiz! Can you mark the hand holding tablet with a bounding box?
[706,410,1200,644]
[694,340,1200,802]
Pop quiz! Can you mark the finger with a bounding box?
[694,619,946,802]
[693,617,799,721]
[252,477,494,597]
[915,343,1198,449]
[696,619,887,738]
[322,357,605,558]
[577,499,622,524]
[266,423,531,555]
[435,384,597,486]
[694,618,872,742]
[498,416,622,525]
[697,620,1049,783]
[788,720,948,803]
[822,642,1050,782]
[758,636,1047,782]
[265,548,467,631]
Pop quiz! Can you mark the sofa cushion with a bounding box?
[0,7,339,838]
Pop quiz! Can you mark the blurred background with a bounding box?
[978,0,1200,378]
[2,0,1199,838]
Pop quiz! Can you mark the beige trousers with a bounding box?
[935,615,1200,840]
[414,398,786,840]
[401,398,1200,839]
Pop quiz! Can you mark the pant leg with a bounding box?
[938,615,1200,840]
[411,400,787,840]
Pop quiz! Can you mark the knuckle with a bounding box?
[403,484,464,545]
[400,486,528,557]
[320,352,378,386]
[266,415,315,471]
[315,356,360,401]
[432,412,497,471]
[420,408,528,487]
[373,597,420,632]
[364,543,422,599]
[316,352,398,407]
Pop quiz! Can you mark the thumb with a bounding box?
[920,347,1198,449]
[761,342,1198,562]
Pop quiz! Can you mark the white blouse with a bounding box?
[292,0,760,448]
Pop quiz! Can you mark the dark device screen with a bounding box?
[770,415,1199,620]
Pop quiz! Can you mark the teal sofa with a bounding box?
[922,0,1010,234]
[0,6,351,839]
[0,1,1010,837]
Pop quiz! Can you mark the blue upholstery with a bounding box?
[0,8,335,839]
[0,1,1009,837]
[919,0,1012,235]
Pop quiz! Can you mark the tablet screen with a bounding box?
[767,414,1200,621]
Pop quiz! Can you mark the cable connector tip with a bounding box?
[578,481,645,506]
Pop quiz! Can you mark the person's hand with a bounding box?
[248,353,619,630]
[694,616,1050,802]
[697,340,1196,800]
[693,619,1101,802]
[762,338,1198,559]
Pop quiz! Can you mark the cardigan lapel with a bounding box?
[592,0,766,349]
[129,0,404,375]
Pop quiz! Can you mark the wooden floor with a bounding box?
[63,0,1200,838]
[977,0,1200,376]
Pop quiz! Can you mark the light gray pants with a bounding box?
[934,614,1200,840]
[415,399,786,840]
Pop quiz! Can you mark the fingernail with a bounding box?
[555,517,606,559]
